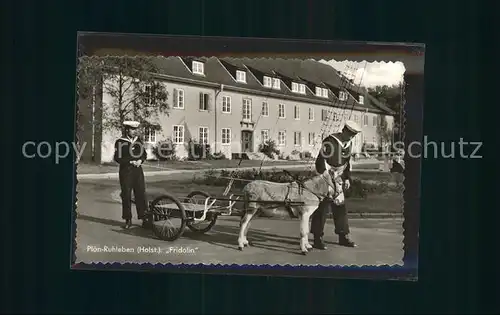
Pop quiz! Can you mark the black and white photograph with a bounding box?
[72,34,424,280]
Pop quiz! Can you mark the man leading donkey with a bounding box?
[311,120,361,249]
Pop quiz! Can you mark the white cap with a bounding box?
[123,121,140,128]
[344,120,361,134]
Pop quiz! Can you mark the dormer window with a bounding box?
[263,76,272,88]
[299,84,306,94]
[272,78,280,89]
[339,91,348,101]
[292,82,306,94]
[192,61,204,75]
[236,70,246,83]
[315,86,329,98]
[359,95,364,104]
[315,86,322,96]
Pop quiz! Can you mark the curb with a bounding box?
[226,212,403,220]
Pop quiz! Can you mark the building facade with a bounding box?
[79,57,395,163]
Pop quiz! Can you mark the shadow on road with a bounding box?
[77,214,322,255]
[77,214,124,228]
[77,214,157,240]
[185,225,306,255]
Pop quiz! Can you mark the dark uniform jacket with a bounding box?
[315,133,352,182]
[113,136,147,168]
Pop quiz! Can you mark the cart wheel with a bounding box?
[185,191,218,234]
[149,193,186,241]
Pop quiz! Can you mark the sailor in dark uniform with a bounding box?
[114,121,148,229]
[311,120,362,249]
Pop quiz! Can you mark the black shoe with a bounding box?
[339,234,356,247]
[312,237,327,250]
[123,219,132,229]
[141,219,152,229]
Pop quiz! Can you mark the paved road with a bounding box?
[75,179,403,266]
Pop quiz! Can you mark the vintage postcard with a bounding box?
[72,34,424,280]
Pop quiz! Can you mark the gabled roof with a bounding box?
[148,56,394,115]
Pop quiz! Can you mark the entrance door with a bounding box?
[241,131,253,152]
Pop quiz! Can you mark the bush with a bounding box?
[152,140,176,161]
[187,139,209,160]
[258,140,280,159]
[303,151,312,159]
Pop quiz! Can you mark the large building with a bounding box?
[78,57,395,163]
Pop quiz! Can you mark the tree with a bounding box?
[376,115,392,149]
[367,84,403,142]
[77,56,170,135]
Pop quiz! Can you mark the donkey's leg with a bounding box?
[303,206,317,249]
[299,210,310,254]
[242,204,259,246]
[238,212,251,250]
[238,202,257,250]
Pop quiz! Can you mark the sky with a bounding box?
[320,59,406,88]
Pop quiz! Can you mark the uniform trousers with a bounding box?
[310,198,350,237]
[119,166,148,220]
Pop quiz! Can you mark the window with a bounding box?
[315,87,322,97]
[322,109,328,121]
[236,70,246,83]
[299,84,306,94]
[308,132,315,145]
[308,108,314,121]
[144,127,157,143]
[278,131,286,146]
[222,96,231,113]
[261,129,270,143]
[278,103,285,118]
[372,116,377,126]
[294,105,300,120]
[339,91,348,101]
[322,88,329,98]
[173,89,184,109]
[173,125,184,144]
[294,132,301,146]
[333,113,341,122]
[354,114,359,123]
[199,92,209,111]
[242,98,252,121]
[263,76,272,88]
[364,115,368,126]
[261,102,269,116]
[359,95,364,104]
[272,78,280,89]
[144,85,154,105]
[292,82,299,92]
[192,61,204,75]
[198,127,209,145]
[221,128,231,145]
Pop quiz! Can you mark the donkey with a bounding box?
[237,169,336,255]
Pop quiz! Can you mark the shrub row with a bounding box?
[193,168,402,199]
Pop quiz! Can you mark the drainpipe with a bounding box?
[214,84,224,153]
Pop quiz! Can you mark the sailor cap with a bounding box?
[123,121,140,128]
[344,120,362,134]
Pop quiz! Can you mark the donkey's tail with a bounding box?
[241,189,249,218]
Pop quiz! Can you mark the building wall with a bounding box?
[98,78,394,163]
